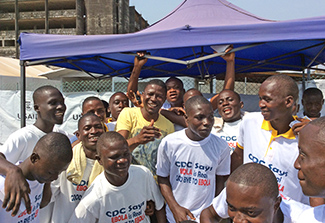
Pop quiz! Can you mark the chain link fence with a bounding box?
[61,75,267,95]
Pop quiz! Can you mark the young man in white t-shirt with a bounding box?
[0,132,72,223]
[294,117,325,222]
[45,113,104,223]
[157,96,230,223]
[69,131,166,223]
[211,89,245,152]
[0,85,67,216]
[200,163,311,223]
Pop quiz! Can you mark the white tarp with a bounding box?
[0,90,114,144]
[1,79,325,144]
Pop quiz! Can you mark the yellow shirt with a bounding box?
[116,107,174,176]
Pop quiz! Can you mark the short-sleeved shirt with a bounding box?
[156,129,230,222]
[116,107,174,176]
[69,165,165,223]
[0,165,44,223]
[237,112,308,204]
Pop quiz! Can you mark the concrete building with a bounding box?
[0,0,149,58]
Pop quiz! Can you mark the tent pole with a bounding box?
[301,55,306,92]
[20,60,26,127]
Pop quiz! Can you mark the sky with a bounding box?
[129,0,325,25]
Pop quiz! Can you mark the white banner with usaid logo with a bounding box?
[0,90,115,144]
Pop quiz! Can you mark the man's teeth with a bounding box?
[224,109,231,114]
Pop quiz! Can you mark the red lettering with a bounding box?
[35,209,39,217]
[134,213,145,223]
[180,168,192,175]
[77,185,88,191]
[198,179,210,186]
[112,214,127,223]
[18,210,27,218]
[278,184,284,192]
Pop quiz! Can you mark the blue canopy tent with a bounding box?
[19,0,325,126]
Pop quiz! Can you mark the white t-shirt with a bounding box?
[211,188,311,223]
[297,204,325,223]
[69,165,165,223]
[237,112,309,204]
[45,158,95,223]
[0,173,44,223]
[156,129,230,223]
[0,124,69,163]
[212,119,242,152]
[0,125,46,163]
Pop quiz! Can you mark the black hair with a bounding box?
[229,163,279,200]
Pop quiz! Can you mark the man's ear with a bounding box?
[30,152,40,164]
[34,104,39,112]
[285,95,294,108]
[240,101,244,109]
[322,99,324,105]
[76,131,80,139]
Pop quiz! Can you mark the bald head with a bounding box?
[34,132,72,163]
[96,131,128,156]
[306,117,325,146]
[33,85,62,104]
[264,74,299,101]
[228,163,279,200]
[184,95,212,114]
[183,88,203,104]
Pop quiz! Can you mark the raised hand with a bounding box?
[127,90,143,108]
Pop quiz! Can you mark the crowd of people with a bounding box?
[0,49,325,223]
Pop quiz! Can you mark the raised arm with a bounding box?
[210,47,235,111]
[158,176,195,223]
[160,109,187,128]
[127,52,148,106]
[0,153,31,216]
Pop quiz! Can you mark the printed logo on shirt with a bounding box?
[105,201,146,223]
[248,153,288,194]
[174,161,213,186]
[220,135,237,151]
[72,179,89,191]
[17,193,42,223]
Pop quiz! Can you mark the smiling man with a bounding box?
[69,131,166,223]
[44,113,105,223]
[117,77,174,178]
[212,89,244,152]
[231,74,310,205]
[294,117,325,222]
[0,85,68,216]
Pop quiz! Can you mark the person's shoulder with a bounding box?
[129,165,154,179]
[160,129,184,143]
[241,112,263,123]
[209,134,229,150]
[295,203,325,223]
